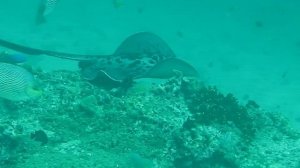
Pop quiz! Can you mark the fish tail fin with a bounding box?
[26,84,42,99]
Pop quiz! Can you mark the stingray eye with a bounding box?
[148,59,156,65]
[151,53,160,61]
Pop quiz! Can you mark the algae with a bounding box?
[0,70,299,168]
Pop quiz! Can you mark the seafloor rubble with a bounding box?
[0,70,300,168]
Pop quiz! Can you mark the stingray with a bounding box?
[0,32,198,87]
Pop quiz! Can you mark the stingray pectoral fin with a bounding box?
[145,58,198,79]
[114,32,176,59]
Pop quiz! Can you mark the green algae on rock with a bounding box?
[0,70,299,168]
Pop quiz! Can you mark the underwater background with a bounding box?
[0,0,300,167]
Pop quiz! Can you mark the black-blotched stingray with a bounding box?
[0,32,198,87]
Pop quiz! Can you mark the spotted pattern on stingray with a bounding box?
[0,32,198,85]
[82,55,158,81]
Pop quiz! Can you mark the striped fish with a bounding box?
[0,63,41,101]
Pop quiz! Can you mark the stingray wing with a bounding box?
[114,32,176,61]
[144,58,198,79]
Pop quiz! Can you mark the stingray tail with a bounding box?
[0,38,109,61]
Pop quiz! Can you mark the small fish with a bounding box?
[0,63,41,101]
[36,0,58,24]
[112,0,124,9]
[31,130,48,146]
[0,51,27,64]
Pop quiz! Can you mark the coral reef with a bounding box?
[0,70,299,168]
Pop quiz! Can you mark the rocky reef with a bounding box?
[0,70,300,168]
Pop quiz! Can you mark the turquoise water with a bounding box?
[0,0,300,167]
